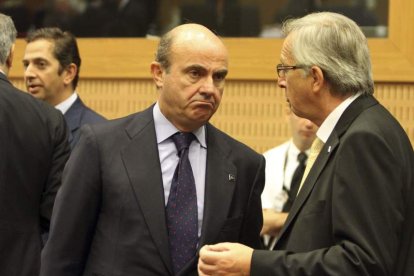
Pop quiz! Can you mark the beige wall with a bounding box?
[9,0,414,152]
[10,78,414,153]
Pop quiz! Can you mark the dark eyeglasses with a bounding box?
[276,64,306,78]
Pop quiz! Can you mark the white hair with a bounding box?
[282,12,374,96]
[0,13,17,65]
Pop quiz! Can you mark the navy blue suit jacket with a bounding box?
[41,105,265,276]
[64,97,106,149]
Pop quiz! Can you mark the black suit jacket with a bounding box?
[252,95,414,275]
[41,105,265,276]
[64,97,106,149]
[0,73,70,276]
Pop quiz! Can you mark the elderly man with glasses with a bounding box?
[198,12,414,276]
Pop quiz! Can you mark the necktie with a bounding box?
[166,132,198,275]
[297,137,324,194]
[282,152,308,212]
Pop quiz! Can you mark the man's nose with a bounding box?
[24,64,35,79]
[199,76,215,94]
[277,76,286,88]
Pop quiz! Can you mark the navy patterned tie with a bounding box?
[166,132,198,275]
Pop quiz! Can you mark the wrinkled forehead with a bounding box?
[171,36,228,64]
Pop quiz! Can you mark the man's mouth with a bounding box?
[27,84,41,93]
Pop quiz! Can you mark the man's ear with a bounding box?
[6,44,15,69]
[63,63,77,86]
[310,66,324,93]
[151,61,164,89]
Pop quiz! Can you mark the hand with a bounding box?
[261,210,288,236]
[198,243,253,276]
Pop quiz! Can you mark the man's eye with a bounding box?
[214,74,225,82]
[189,70,200,78]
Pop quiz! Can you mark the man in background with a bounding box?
[41,23,265,276]
[261,109,317,249]
[23,27,106,149]
[0,13,70,276]
[198,12,414,276]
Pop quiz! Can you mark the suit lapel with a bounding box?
[64,98,83,144]
[120,107,173,274]
[199,124,237,246]
[64,97,83,131]
[276,95,379,244]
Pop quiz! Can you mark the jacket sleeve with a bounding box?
[41,125,102,276]
[40,109,70,233]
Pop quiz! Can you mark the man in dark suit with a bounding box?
[198,12,414,276]
[41,23,265,276]
[23,27,106,148]
[0,13,70,276]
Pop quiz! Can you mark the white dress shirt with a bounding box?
[261,140,310,212]
[55,92,78,114]
[317,93,361,142]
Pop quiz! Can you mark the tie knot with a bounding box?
[297,152,308,164]
[171,132,195,155]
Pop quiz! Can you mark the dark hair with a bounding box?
[26,27,81,89]
[155,31,173,72]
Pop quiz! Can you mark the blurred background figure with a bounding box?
[179,0,260,37]
[261,0,384,37]
[0,0,45,36]
[1,0,388,38]
[261,109,317,249]
[23,27,106,149]
[42,0,87,32]
[68,0,159,37]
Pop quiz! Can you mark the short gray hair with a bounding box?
[0,13,17,65]
[282,12,374,96]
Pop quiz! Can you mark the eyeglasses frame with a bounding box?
[276,64,306,78]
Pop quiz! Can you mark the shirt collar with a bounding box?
[317,93,361,143]
[55,92,78,114]
[288,139,311,157]
[153,102,207,148]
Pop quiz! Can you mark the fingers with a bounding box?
[198,243,252,276]
[198,256,218,275]
[199,243,237,275]
[199,244,223,264]
[198,244,226,275]
[205,242,232,252]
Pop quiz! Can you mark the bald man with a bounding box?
[40,23,265,276]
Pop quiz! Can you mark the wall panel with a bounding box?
[9,0,413,152]
[11,78,414,153]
